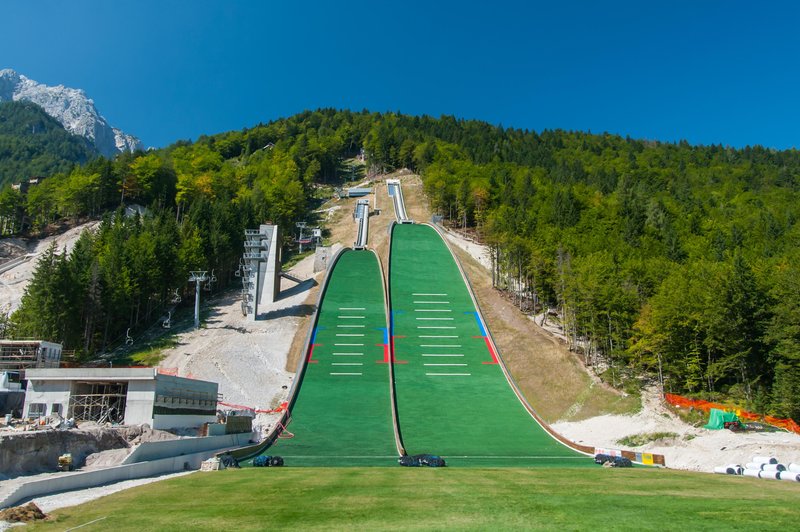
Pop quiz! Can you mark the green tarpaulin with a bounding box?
[704,408,739,430]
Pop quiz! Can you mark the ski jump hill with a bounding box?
[232,181,665,468]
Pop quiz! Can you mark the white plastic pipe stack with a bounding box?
[758,470,780,480]
[714,465,742,475]
[745,462,764,471]
[761,463,786,472]
[778,471,799,482]
[788,463,800,474]
[751,456,778,465]
[743,469,761,478]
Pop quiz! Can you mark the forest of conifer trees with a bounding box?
[1,109,798,419]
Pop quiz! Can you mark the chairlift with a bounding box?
[125,328,134,346]
[210,269,217,283]
[162,311,171,329]
[171,288,181,304]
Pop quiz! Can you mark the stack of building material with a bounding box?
[715,456,800,481]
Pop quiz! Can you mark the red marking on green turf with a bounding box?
[307,344,320,364]
[378,335,407,364]
[481,337,499,365]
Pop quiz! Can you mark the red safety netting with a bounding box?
[216,401,289,414]
[256,402,289,414]
[664,393,800,435]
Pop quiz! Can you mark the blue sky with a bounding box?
[3,1,799,149]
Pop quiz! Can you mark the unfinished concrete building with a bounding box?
[0,340,62,417]
[0,340,62,372]
[23,368,219,430]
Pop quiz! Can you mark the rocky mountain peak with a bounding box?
[0,68,143,157]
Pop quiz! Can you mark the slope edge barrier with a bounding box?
[374,241,405,456]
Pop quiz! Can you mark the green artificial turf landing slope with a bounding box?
[390,224,591,467]
[250,249,397,466]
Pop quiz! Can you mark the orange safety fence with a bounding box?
[216,401,289,415]
[664,393,800,435]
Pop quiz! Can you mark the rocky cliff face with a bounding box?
[0,69,143,157]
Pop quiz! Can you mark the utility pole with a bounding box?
[189,271,208,330]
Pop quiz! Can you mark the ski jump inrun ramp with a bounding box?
[235,181,665,467]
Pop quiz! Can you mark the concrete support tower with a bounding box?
[242,225,281,320]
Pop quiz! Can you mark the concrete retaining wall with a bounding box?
[122,432,255,464]
[0,432,254,509]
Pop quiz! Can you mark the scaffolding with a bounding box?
[68,382,127,424]
[0,340,62,371]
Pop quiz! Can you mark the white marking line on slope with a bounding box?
[338,316,365,319]
[413,293,448,296]
[336,334,365,337]
[424,363,467,366]
[420,344,462,348]
[330,372,362,376]
[417,326,456,329]
[339,307,366,310]
[332,362,363,366]
[415,318,454,321]
[414,301,450,304]
[422,354,464,357]
[414,309,452,312]
[332,353,364,356]
[337,325,365,328]
[426,373,471,376]
[334,343,364,346]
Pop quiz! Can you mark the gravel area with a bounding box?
[0,222,100,314]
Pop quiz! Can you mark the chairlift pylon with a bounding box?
[125,328,134,346]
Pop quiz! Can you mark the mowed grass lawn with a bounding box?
[31,468,799,531]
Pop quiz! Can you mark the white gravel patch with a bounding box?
[158,251,324,411]
[0,222,100,314]
[552,387,800,472]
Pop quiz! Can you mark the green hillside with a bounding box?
[0,100,97,186]
[5,109,799,420]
